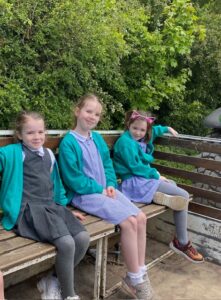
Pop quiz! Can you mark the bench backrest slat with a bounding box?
[0,132,220,216]
[155,151,221,172]
[156,136,221,155]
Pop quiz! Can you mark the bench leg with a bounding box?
[93,238,103,300]
[100,236,108,298]
[100,237,122,298]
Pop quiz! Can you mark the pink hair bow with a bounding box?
[130,111,156,124]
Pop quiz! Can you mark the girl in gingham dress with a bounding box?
[59,94,153,300]
[113,110,204,264]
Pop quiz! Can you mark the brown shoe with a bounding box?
[169,237,204,263]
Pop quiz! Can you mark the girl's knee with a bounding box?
[137,211,146,226]
[120,216,138,231]
[81,230,90,244]
[55,235,76,255]
[75,231,90,249]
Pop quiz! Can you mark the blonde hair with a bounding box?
[14,111,45,141]
[73,93,103,128]
[125,110,155,143]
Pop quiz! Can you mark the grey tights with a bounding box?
[157,180,189,245]
[53,231,90,299]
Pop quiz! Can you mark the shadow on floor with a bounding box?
[5,238,221,300]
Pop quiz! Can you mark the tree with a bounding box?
[184,0,221,134]
[0,0,202,131]
[115,0,204,132]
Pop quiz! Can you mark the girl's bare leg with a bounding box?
[136,212,147,266]
[0,272,4,300]
[119,216,139,273]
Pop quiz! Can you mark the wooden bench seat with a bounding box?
[0,131,168,299]
[136,203,168,218]
[0,211,115,300]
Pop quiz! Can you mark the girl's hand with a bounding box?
[106,186,116,198]
[160,175,170,182]
[168,127,178,137]
[72,211,86,221]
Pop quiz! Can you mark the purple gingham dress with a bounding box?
[70,131,140,225]
[118,140,160,204]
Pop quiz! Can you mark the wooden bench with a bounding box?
[153,133,221,217]
[0,131,170,299]
[0,211,115,299]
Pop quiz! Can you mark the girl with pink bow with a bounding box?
[113,110,204,264]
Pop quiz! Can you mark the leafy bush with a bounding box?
[0,0,202,131]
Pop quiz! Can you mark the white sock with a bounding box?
[127,271,144,286]
[139,265,147,276]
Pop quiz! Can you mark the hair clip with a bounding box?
[130,111,156,124]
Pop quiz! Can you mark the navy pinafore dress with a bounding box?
[14,145,85,243]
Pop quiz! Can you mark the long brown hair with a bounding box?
[72,93,103,128]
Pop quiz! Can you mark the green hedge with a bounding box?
[0,0,202,130]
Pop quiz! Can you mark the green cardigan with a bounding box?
[58,131,117,202]
[147,125,169,155]
[113,130,160,181]
[0,143,68,230]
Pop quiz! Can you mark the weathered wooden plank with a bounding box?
[135,203,146,209]
[147,209,221,265]
[155,151,221,171]
[86,222,115,238]
[153,163,221,186]
[187,212,221,264]
[0,137,14,146]
[0,230,16,241]
[189,202,221,220]
[82,215,104,225]
[70,207,111,225]
[0,237,35,255]
[4,257,55,288]
[0,137,61,149]
[0,220,114,272]
[0,135,118,150]
[141,204,168,218]
[44,137,61,150]
[0,134,118,150]
[0,242,56,271]
[102,135,119,148]
[156,136,221,154]
[134,203,168,218]
[178,184,221,204]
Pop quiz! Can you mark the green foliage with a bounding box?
[184,0,221,133]
[113,0,204,131]
[121,0,202,109]
[0,0,202,131]
[0,0,128,128]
